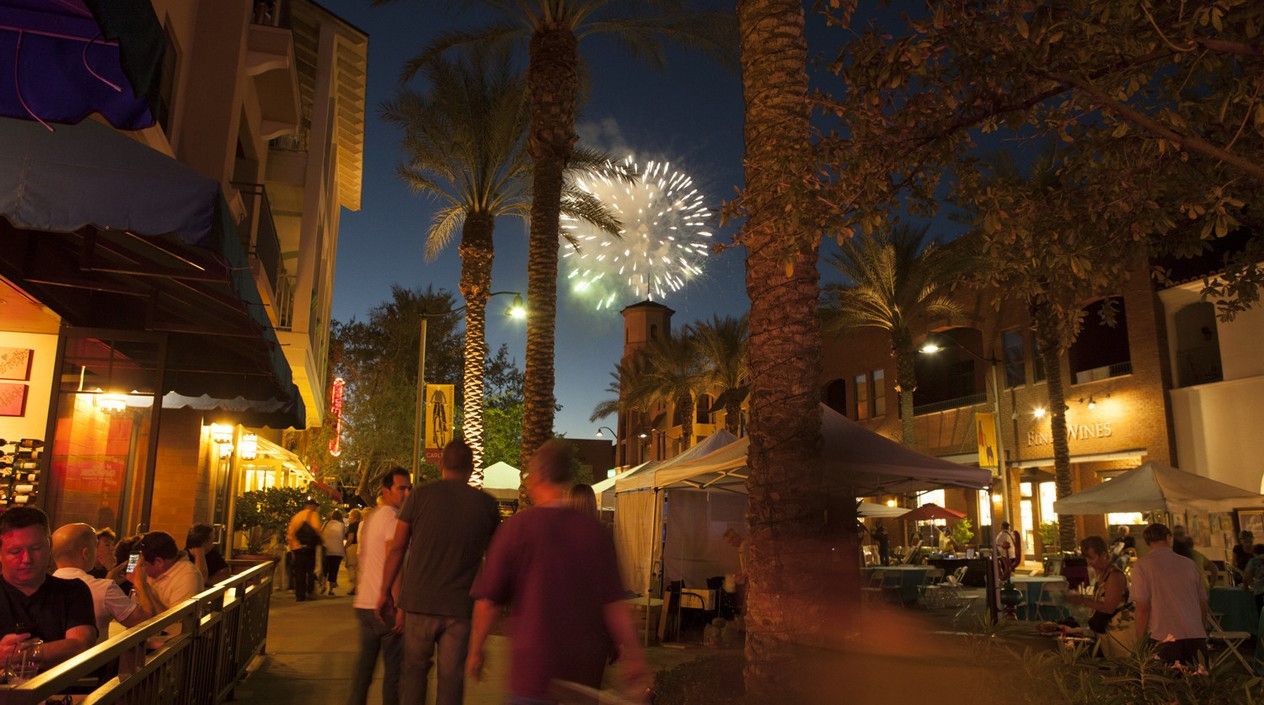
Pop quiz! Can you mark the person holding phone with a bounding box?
[129,531,204,636]
[0,507,96,668]
[51,523,151,643]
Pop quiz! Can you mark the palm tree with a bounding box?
[383,52,617,481]
[736,1,834,698]
[381,0,736,481]
[692,315,747,436]
[623,331,704,453]
[822,225,969,447]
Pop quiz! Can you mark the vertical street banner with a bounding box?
[425,384,455,460]
[976,411,998,470]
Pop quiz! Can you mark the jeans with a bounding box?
[290,548,315,600]
[347,608,401,705]
[400,612,471,705]
[323,555,344,586]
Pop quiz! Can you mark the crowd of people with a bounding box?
[0,508,215,676]
[328,437,647,705]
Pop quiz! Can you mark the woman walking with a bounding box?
[320,509,346,595]
[343,508,361,596]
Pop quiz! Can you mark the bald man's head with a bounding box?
[51,522,97,571]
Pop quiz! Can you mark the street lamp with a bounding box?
[595,426,617,439]
[919,334,1012,530]
[411,290,525,478]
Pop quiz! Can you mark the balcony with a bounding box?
[232,182,285,308]
[1072,360,1133,385]
[1176,347,1224,387]
[246,0,300,140]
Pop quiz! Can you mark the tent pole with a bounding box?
[645,488,661,647]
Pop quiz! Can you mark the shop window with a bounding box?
[823,379,847,416]
[1173,302,1222,387]
[1002,329,1026,387]
[854,373,870,420]
[872,369,886,416]
[1069,297,1131,384]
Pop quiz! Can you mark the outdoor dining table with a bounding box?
[1209,586,1259,636]
[865,565,931,605]
[1011,575,1069,621]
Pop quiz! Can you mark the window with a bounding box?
[977,489,993,528]
[1002,330,1025,387]
[854,374,870,420]
[872,369,886,416]
[822,379,847,416]
[1069,297,1132,383]
[913,327,983,411]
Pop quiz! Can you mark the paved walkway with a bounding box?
[237,584,714,705]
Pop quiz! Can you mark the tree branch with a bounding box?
[1056,72,1264,183]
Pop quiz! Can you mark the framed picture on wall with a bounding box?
[0,382,27,417]
[1235,508,1264,541]
[0,348,33,381]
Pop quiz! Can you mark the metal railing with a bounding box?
[913,391,988,416]
[276,273,297,330]
[231,182,284,299]
[1072,360,1133,385]
[0,560,274,705]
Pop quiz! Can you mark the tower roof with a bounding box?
[620,300,676,315]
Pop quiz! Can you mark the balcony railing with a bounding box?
[251,0,290,28]
[1072,360,1133,385]
[0,560,273,705]
[276,273,297,330]
[231,182,284,299]
[913,391,988,416]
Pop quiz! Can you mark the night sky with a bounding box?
[322,1,850,441]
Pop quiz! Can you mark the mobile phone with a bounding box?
[126,552,141,573]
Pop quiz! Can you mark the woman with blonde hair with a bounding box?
[569,483,598,520]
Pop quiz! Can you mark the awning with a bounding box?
[1052,461,1264,515]
[0,117,303,428]
[0,0,162,129]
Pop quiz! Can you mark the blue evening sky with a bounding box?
[321,2,893,441]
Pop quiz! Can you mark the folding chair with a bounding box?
[861,571,890,604]
[917,568,946,608]
[1206,613,1253,672]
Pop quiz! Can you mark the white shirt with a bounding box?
[151,557,204,612]
[353,505,398,611]
[1131,544,1208,641]
[994,530,1016,560]
[322,519,346,556]
[53,566,139,643]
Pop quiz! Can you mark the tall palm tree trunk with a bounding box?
[459,212,494,483]
[738,0,836,699]
[677,394,695,450]
[520,26,579,503]
[1032,297,1076,551]
[893,334,917,446]
[724,398,742,436]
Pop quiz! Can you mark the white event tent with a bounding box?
[613,404,990,594]
[593,429,737,512]
[1052,461,1264,515]
[480,461,521,501]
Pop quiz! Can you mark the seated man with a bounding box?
[51,523,151,643]
[0,507,96,667]
[131,531,204,634]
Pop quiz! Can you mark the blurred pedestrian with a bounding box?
[1132,523,1208,665]
[286,498,321,601]
[347,467,411,705]
[467,439,650,703]
[321,510,346,595]
[345,509,362,596]
[379,440,499,705]
[874,524,890,566]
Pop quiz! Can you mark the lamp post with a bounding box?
[411,291,526,478]
[919,337,1011,530]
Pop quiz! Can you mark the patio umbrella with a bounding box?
[901,503,966,522]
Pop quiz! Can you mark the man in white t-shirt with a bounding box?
[993,521,1018,579]
[348,467,411,705]
[1132,522,1209,664]
[50,523,151,643]
[131,531,204,636]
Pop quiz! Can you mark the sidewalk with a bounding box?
[236,586,715,705]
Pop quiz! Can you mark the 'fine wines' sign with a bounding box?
[1026,422,1114,447]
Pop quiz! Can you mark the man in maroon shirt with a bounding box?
[467,439,649,704]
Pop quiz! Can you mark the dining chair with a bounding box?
[1206,612,1253,672]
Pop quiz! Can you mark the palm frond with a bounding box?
[561,187,622,236]
[400,23,528,82]
[425,204,466,262]
[581,11,738,70]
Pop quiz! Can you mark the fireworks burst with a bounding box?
[561,156,711,309]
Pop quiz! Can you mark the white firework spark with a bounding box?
[561,156,711,309]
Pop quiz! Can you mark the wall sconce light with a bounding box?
[991,492,1003,504]
[210,423,234,458]
[239,433,258,461]
[885,498,898,508]
[1032,406,1047,419]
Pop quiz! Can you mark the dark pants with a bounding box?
[290,547,315,600]
[401,612,471,705]
[348,608,401,705]
[323,554,344,586]
[1154,638,1207,665]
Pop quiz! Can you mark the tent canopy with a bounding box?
[615,429,737,493]
[1052,462,1264,515]
[482,462,520,490]
[644,404,991,495]
[902,503,966,522]
[858,501,910,518]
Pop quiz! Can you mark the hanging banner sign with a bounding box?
[425,384,455,451]
[976,412,999,469]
